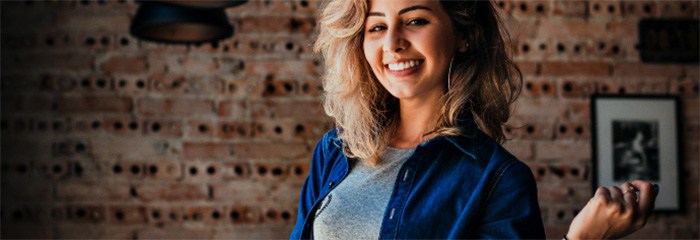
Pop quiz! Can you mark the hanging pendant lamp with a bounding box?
[129,1,247,44]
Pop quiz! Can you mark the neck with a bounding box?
[390,93,443,148]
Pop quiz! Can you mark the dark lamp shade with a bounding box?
[129,2,235,44]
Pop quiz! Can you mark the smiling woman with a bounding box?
[291,0,658,239]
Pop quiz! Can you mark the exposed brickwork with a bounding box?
[1,0,698,239]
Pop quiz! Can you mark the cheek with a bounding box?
[363,41,381,70]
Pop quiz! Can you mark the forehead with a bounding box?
[367,0,444,13]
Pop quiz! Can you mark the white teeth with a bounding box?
[388,60,421,71]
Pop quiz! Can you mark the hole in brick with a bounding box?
[53,121,63,130]
[257,124,265,134]
[294,166,304,176]
[212,211,221,219]
[593,3,600,11]
[266,210,277,219]
[72,162,84,176]
[198,124,208,133]
[611,45,620,54]
[92,120,101,129]
[152,210,161,219]
[75,143,86,153]
[283,82,293,92]
[258,166,268,176]
[521,44,529,53]
[120,37,129,46]
[274,126,283,134]
[559,125,567,133]
[170,212,178,221]
[223,45,229,52]
[643,4,652,13]
[542,83,550,93]
[189,167,198,175]
[557,43,565,53]
[266,84,276,94]
[535,3,544,13]
[129,121,138,130]
[129,186,139,198]
[519,2,527,11]
[680,3,688,11]
[81,78,91,88]
[207,166,216,175]
[557,210,565,220]
[618,87,626,94]
[289,19,302,31]
[85,37,96,46]
[151,122,161,132]
[96,79,107,88]
[300,0,308,7]
[285,42,294,50]
[607,4,615,13]
[13,210,23,220]
[115,210,124,220]
[539,43,546,50]
[131,165,141,174]
[211,41,219,49]
[571,168,580,176]
[113,164,123,174]
[38,121,48,131]
[575,126,583,135]
[693,84,699,93]
[601,84,609,93]
[234,165,244,175]
[149,165,158,174]
[222,124,233,134]
[598,41,606,50]
[295,124,305,134]
[50,164,63,174]
[281,211,291,220]
[573,44,581,53]
[537,167,546,177]
[301,83,310,93]
[678,85,685,93]
[136,80,145,89]
[272,167,282,176]
[563,82,573,92]
[171,81,181,89]
[627,4,635,12]
[525,82,533,90]
[525,125,535,134]
[76,208,87,218]
[46,37,55,46]
[114,121,123,130]
[237,126,247,136]
[17,164,28,173]
[230,210,240,220]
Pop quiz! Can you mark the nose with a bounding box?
[382,26,408,53]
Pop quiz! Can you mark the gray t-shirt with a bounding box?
[312,147,415,240]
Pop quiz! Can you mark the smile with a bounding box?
[385,59,424,71]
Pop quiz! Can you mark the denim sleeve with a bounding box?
[478,160,546,239]
[290,134,329,239]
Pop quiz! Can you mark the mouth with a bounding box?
[385,59,424,71]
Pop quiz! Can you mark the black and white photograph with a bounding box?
[592,95,681,212]
[612,120,660,181]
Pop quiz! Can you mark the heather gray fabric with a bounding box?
[312,147,415,240]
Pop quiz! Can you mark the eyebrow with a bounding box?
[368,5,433,17]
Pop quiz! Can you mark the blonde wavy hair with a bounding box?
[314,0,521,164]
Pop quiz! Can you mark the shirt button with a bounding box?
[328,181,334,187]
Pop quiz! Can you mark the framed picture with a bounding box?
[591,95,682,212]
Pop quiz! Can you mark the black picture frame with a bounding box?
[591,94,682,212]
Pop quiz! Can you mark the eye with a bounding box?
[407,18,429,26]
[368,24,387,33]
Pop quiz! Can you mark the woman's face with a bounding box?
[363,0,458,101]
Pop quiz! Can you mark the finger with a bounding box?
[609,185,624,202]
[631,180,655,218]
[620,182,638,206]
[595,186,612,202]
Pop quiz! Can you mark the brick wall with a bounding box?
[1,0,697,239]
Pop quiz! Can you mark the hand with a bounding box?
[566,180,658,239]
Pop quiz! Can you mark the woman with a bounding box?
[291,0,657,239]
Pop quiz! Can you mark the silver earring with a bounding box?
[447,57,454,92]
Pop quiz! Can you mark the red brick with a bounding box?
[2,224,53,239]
[238,16,315,34]
[91,138,172,159]
[99,55,148,74]
[537,19,607,38]
[134,183,208,202]
[217,100,247,118]
[502,140,533,161]
[213,225,295,239]
[211,182,268,203]
[56,224,136,239]
[183,142,233,160]
[250,100,325,120]
[137,226,213,239]
[56,96,132,113]
[514,60,540,76]
[109,205,147,224]
[136,98,214,116]
[541,61,610,77]
[551,0,587,17]
[535,141,590,161]
[232,141,311,159]
[613,62,684,78]
[56,181,131,201]
[244,60,321,79]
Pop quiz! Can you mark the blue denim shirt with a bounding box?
[290,118,545,239]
